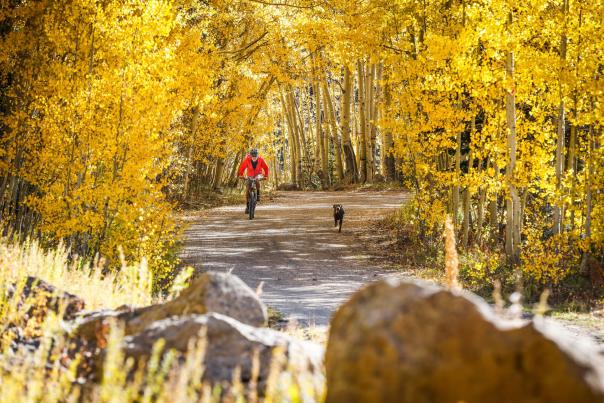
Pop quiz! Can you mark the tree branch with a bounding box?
[246,0,319,9]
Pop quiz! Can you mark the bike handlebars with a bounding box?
[239,175,266,181]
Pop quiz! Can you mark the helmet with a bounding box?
[250,148,258,157]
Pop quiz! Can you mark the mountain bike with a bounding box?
[240,175,265,220]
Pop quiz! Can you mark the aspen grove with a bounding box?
[1,0,602,292]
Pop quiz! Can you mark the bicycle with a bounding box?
[240,175,265,220]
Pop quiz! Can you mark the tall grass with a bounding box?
[0,239,155,310]
[0,239,324,402]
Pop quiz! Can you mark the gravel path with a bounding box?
[180,190,410,327]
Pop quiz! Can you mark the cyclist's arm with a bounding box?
[260,158,269,178]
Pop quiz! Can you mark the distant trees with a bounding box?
[266,0,603,285]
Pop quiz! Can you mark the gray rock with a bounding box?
[74,272,267,342]
[326,279,604,403]
[182,271,267,327]
[123,313,324,397]
[7,276,85,321]
[3,277,86,372]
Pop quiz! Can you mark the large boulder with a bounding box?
[3,277,85,369]
[74,272,267,341]
[326,279,604,403]
[122,313,324,397]
[6,276,85,321]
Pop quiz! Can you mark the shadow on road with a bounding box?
[181,191,411,326]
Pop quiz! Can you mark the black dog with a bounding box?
[333,204,345,233]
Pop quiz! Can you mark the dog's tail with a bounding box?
[338,218,343,233]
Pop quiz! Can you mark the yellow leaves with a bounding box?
[522,231,579,284]
[354,0,604,286]
[0,0,185,290]
[1,0,601,293]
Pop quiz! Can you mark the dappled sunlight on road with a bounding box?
[181,190,411,326]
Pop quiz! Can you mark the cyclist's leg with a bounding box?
[255,180,261,202]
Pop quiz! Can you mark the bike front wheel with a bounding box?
[249,192,256,220]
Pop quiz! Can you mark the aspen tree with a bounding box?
[357,61,368,183]
[553,0,569,235]
[505,10,521,264]
[322,79,344,181]
[365,63,376,182]
[312,79,327,187]
[340,66,358,181]
[280,90,299,185]
[382,71,395,180]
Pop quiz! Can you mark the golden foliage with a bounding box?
[1,0,602,289]
[0,1,278,288]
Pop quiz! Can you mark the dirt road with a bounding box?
[180,191,410,327]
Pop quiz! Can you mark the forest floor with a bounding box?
[179,190,604,346]
[356,215,604,347]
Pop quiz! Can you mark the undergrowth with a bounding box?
[373,202,604,311]
[0,239,324,402]
[177,188,247,211]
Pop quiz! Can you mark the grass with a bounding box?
[267,305,329,345]
[549,306,604,344]
[175,187,281,227]
[356,207,604,344]
[0,239,325,402]
[267,305,288,329]
[177,187,246,212]
[332,181,406,192]
[283,324,328,346]
[356,213,445,285]
[0,239,156,310]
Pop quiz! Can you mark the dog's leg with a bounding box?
[338,218,342,233]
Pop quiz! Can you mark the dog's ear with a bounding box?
[333,204,337,209]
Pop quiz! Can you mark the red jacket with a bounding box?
[238,155,269,178]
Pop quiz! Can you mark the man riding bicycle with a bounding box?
[238,148,269,214]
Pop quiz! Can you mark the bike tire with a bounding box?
[249,191,256,220]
